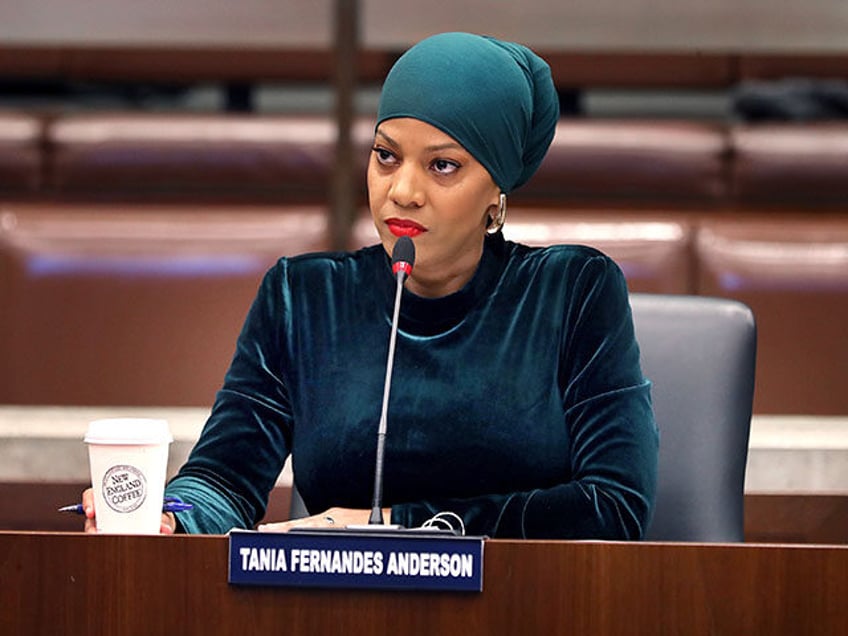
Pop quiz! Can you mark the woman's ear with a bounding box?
[487,193,507,234]
[484,202,498,228]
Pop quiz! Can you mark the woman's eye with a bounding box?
[432,159,459,175]
[372,147,396,165]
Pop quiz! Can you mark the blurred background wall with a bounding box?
[1,0,847,538]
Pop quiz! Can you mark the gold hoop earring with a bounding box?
[487,193,507,235]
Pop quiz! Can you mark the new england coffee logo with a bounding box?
[101,465,147,513]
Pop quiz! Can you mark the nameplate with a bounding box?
[228,528,484,592]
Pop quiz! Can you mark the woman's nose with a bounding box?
[388,163,425,208]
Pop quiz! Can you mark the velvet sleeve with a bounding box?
[390,254,659,539]
[165,261,293,534]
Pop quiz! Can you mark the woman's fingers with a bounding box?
[256,507,371,532]
[81,488,97,533]
[160,513,176,534]
[81,488,176,534]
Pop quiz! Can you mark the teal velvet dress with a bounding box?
[165,232,658,538]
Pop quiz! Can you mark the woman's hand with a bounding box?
[81,487,176,534]
[257,507,389,532]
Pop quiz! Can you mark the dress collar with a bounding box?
[379,232,507,336]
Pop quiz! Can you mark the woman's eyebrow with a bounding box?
[374,129,398,147]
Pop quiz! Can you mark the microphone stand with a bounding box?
[367,236,414,525]
[368,263,406,525]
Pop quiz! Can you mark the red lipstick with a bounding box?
[386,218,426,238]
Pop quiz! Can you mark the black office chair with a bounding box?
[631,293,757,542]
[290,294,757,542]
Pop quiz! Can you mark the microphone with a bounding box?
[368,236,415,525]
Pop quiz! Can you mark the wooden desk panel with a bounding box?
[1,532,846,635]
[746,493,848,544]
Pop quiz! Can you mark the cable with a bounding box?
[421,511,466,536]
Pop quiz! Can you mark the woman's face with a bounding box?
[368,117,500,297]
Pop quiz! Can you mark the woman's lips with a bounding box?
[386,219,426,238]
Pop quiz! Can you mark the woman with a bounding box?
[83,32,658,538]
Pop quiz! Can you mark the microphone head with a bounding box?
[391,236,415,277]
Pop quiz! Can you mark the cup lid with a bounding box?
[84,418,173,445]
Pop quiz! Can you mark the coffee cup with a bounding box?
[85,418,173,534]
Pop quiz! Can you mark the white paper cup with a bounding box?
[85,418,173,534]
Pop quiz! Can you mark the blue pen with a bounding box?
[58,495,193,514]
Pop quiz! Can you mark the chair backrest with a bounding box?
[290,293,758,541]
[631,293,756,542]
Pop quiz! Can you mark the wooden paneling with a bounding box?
[1,532,847,634]
[745,494,848,544]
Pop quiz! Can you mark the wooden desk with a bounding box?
[1,532,846,634]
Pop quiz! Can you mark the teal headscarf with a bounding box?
[376,32,559,194]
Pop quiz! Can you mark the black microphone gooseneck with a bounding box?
[369,236,415,525]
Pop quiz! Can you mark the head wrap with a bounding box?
[376,32,559,194]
